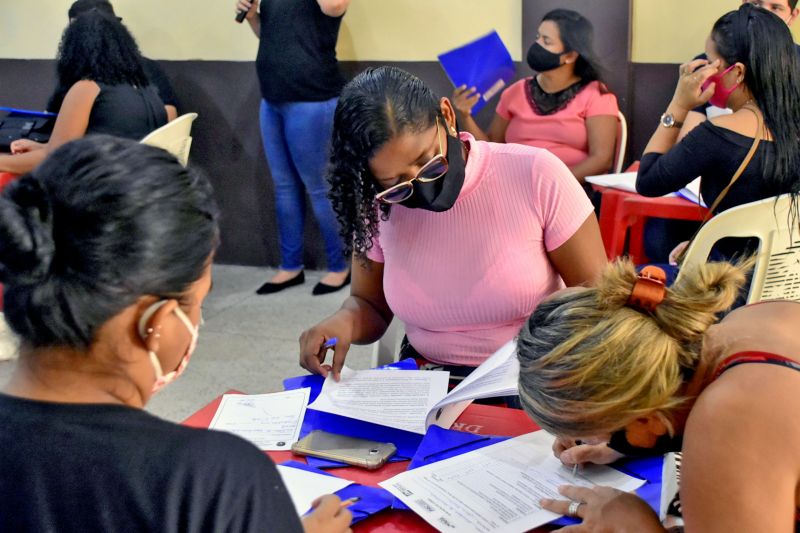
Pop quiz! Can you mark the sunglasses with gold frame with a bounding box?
[374,118,449,204]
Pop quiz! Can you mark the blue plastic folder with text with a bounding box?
[438,31,516,114]
[283,359,423,468]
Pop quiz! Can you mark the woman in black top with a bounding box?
[0,11,167,175]
[637,4,800,262]
[236,0,351,296]
[0,136,351,533]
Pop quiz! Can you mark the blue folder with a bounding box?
[0,106,57,118]
[389,426,664,527]
[283,358,424,468]
[279,460,394,523]
[438,30,516,114]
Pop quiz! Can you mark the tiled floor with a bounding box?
[0,265,374,422]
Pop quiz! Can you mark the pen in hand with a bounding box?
[571,439,582,478]
[323,337,338,349]
[339,496,360,509]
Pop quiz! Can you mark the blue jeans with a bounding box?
[259,98,347,272]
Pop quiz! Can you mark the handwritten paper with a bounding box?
[381,431,644,533]
[276,465,352,516]
[308,367,449,434]
[209,389,310,450]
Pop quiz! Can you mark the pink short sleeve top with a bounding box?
[366,133,594,366]
[495,79,619,168]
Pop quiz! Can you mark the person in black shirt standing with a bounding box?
[0,136,352,533]
[237,0,351,296]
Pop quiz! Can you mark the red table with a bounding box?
[595,185,708,264]
[184,394,553,532]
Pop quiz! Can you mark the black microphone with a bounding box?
[235,8,248,23]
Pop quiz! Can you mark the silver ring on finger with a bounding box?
[567,500,583,517]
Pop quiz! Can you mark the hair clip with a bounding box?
[627,265,667,313]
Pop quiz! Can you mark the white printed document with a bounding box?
[585,171,641,193]
[209,389,310,451]
[424,339,519,429]
[276,465,352,516]
[309,340,522,434]
[586,172,704,205]
[380,431,645,533]
[308,367,450,434]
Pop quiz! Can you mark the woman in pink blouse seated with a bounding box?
[298,67,606,380]
[454,9,619,183]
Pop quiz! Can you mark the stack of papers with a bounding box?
[308,368,450,435]
[675,177,706,207]
[586,172,706,207]
[381,431,644,533]
[308,340,521,435]
[209,389,310,450]
[585,172,642,193]
[424,339,519,428]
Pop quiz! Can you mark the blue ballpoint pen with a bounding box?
[323,337,338,349]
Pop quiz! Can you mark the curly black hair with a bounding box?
[48,10,149,112]
[328,66,441,259]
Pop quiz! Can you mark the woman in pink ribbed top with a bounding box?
[453,9,619,183]
[298,67,607,379]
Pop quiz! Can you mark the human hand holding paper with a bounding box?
[453,85,482,116]
[540,485,663,531]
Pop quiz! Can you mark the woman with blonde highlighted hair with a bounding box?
[517,259,800,531]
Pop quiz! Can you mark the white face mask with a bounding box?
[137,300,200,394]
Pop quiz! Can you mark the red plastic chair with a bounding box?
[593,163,708,263]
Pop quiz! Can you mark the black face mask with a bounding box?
[607,429,683,457]
[526,42,564,72]
[399,132,466,212]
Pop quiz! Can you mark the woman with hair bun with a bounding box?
[0,10,167,175]
[0,136,351,533]
[516,259,800,531]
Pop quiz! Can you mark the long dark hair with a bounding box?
[48,10,149,112]
[329,66,441,258]
[542,9,607,87]
[712,4,800,196]
[0,136,219,349]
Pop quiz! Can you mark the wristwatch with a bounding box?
[660,112,684,129]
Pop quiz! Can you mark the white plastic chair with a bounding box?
[140,112,198,167]
[370,318,405,368]
[613,110,628,174]
[677,194,800,303]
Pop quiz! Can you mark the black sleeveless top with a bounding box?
[87,83,167,140]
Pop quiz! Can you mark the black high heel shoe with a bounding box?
[255,271,305,295]
[312,272,351,296]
